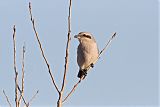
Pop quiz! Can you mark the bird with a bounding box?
[74,32,99,79]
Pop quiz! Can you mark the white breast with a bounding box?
[77,39,99,70]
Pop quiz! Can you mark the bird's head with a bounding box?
[74,32,95,42]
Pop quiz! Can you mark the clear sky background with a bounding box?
[0,0,159,107]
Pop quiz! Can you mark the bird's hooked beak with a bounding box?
[74,35,79,38]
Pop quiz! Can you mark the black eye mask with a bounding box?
[83,34,92,39]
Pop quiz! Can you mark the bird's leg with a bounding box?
[90,63,94,68]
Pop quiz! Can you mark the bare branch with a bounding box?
[27,90,39,106]
[61,0,72,93]
[62,78,82,103]
[28,2,59,93]
[18,43,26,107]
[57,0,72,107]
[3,90,12,107]
[13,25,19,107]
[63,32,117,102]
[22,44,25,91]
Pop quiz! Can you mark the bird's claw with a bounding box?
[82,69,87,76]
[90,63,94,68]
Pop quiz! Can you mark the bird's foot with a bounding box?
[82,69,87,76]
[90,63,94,68]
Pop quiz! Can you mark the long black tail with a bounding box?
[77,70,87,79]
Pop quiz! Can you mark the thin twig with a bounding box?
[57,0,72,106]
[18,43,25,107]
[13,25,19,107]
[3,90,12,107]
[62,78,82,102]
[62,32,117,102]
[61,0,72,93]
[27,90,39,106]
[99,32,116,58]
[28,2,59,93]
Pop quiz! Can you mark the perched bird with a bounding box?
[74,32,99,79]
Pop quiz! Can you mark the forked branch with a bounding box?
[28,1,116,106]
[17,85,28,107]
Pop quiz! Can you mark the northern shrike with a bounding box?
[74,32,99,79]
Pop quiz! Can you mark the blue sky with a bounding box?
[0,0,159,106]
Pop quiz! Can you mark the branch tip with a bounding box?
[13,25,16,30]
[112,32,116,38]
[23,43,26,53]
[13,25,16,38]
[29,2,31,9]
